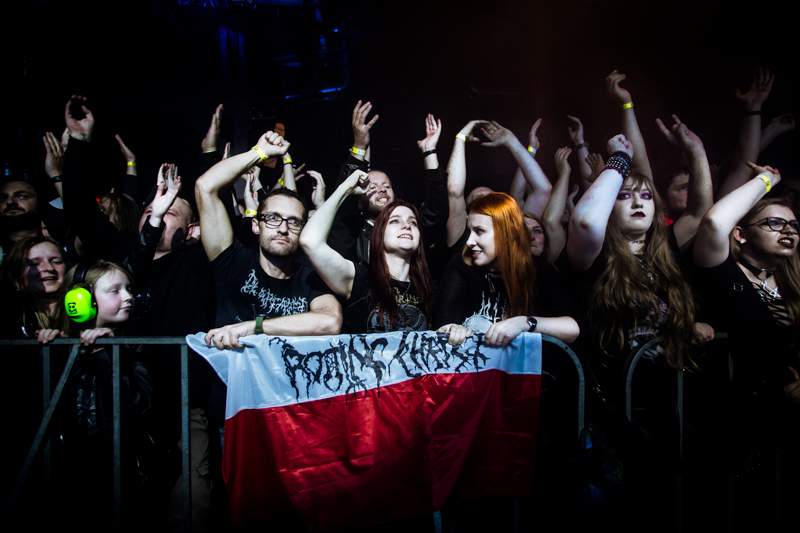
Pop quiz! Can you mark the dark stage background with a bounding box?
[3,0,797,204]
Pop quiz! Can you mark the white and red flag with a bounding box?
[186,331,542,532]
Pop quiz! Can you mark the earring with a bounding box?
[738,240,746,245]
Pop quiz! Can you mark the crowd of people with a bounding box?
[1,68,798,532]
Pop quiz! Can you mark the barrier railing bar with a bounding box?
[181,343,192,533]
[624,336,661,422]
[42,345,51,492]
[0,337,188,346]
[541,335,585,437]
[112,344,122,532]
[1,345,80,527]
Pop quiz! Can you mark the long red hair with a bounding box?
[368,200,435,328]
[463,192,536,317]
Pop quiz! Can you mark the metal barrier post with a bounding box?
[181,344,192,533]
[541,335,585,438]
[42,344,51,491]
[112,344,122,532]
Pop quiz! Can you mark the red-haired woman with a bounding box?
[432,192,579,346]
[300,170,435,333]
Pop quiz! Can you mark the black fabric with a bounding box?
[344,263,429,334]
[432,253,577,331]
[211,239,334,328]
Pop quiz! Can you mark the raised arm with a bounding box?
[542,147,573,263]
[718,68,775,199]
[483,120,552,216]
[760,113,795,152]
[694,163,780,268]
[299,170,369,299]
[445,120,488,247]
[509,119,541,206]
[195,131,289,261]
[567,135,633,272]
[567,115,593,190]
[655,115,714,250]
[277,151,298,191]
[43,131,64,200]
[606,71,653,179]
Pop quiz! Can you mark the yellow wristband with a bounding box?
[622,102,634,110]
[527,146,537,156]
[278,178,285,187]
[455,134,467,142]
[252,145,267,161]
[351,146,366,156]
[127,161,136,167]
[757,174,771,193]
[283,157,293,164]
[244,209,258,217]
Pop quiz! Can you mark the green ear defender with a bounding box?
[64,262,97,323]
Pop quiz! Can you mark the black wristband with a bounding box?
[742,110,762,117]
[604,151,633,179]
[423,149,437,157]
[50,175,62,183]
[575,142,589,150]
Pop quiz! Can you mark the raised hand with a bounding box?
[305,170,327,209]
[528,118,542,152]
[456,120,490,142]
[65,95,94,141]
[606,71,633,106]
[60,128,70,150]
[746,161,781,188]
[292,163,307,181]
[417,113,442,152]
[566,116,585,145]
[655,114,705,154]
[255,131,290,159]
[555,146,572,176]
[43,132,64,178]
[343,169,370,196]
[607,134,633,158]
[201,104,224,152]
[585,153,605,183]
[115,134,137,164]
[352,100,379,152]
[242,166,262,213]
[222,142,231,160]
[481,121,518,148]
[735,68,775,110]
[150,163,182,225]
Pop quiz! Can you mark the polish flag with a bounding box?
[186,331,542,532]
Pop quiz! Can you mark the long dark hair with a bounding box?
[368,200,434,328]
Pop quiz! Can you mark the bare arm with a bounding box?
[299,170,370,299]
[567,135,633,272]
[277,153,297,191]
[204,294,343,350]
[694,163,780,268]
[606,71,653,179]
[510,119,541,206]
[655,115,714,250]
[445,120,488,247]
[567,116,593,190]
[760,113,795,152]
[718,68,774,199]
[195,132,289,262]
[483,120,552,216]
[542,147,573,263]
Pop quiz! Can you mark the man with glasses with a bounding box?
[195,130,342,350]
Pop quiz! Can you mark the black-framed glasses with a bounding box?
[746,217,800,232]
[256,213,305,233]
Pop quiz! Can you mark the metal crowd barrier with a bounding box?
[0,334,584,533]
[0,337,192,533]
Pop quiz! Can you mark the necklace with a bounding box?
[739,258,775,280]
[635,255,658,288]
[759,279,781,299]
[631,239,646,244]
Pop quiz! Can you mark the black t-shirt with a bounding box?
[211,240,334,327]
[345,263,429,334]
[432,253,578,332]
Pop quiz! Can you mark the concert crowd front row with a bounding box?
[1,69,798,532]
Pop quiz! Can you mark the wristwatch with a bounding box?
[254,315,266,334]
[526,316,538,332]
